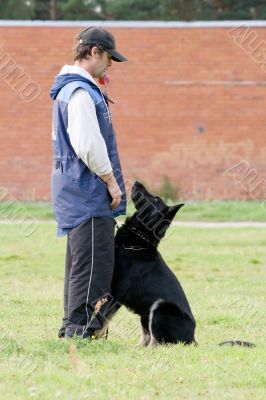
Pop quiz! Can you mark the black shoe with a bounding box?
[58,326,66,338]
[58,317,68,338]
[65,326,94,340]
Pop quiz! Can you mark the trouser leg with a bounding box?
[65,217,115,338]
[58,237,72,338]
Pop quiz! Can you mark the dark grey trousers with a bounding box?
[59,217,115,337]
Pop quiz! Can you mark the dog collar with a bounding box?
[126,225,157,248]
[122,245,148,251]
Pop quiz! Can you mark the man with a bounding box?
[50,26,127,339]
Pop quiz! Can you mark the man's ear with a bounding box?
[166,203,185,220]
[91,46,100,58]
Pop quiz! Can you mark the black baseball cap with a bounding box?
[78,26,128,62]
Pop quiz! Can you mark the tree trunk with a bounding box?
[50,0,57,20]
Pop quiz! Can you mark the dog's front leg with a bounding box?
[139,316,151,346]
[139,326,151,346]
[94,322,109,339]
[148,335,160,348]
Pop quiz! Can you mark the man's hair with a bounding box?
[73,35,105,61]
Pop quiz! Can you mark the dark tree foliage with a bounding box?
[1,0,266,21]
[0,0,34,19]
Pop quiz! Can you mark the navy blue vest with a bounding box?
[51,76,126,230]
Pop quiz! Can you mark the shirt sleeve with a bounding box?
[67,88,113,176]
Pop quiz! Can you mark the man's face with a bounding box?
[91,49,112,78]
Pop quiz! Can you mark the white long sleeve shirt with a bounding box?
[58,65,113,176]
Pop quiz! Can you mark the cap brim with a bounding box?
[108,49,128,62]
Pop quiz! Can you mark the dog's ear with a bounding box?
[166,203,184,220]
[131,181,144,198]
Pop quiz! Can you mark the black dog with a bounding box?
[94,182,255,348]
[96,181,196,346]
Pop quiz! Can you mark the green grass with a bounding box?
[178,200,266,222]
[0,223,265,399]
[1,199,266,221]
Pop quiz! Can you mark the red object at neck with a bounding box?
[98,73,110,86]
[98,73,115,104]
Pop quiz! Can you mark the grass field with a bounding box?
[1,199,266,222]
[0,222,265,400]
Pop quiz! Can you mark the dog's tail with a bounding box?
[218,340,255,347]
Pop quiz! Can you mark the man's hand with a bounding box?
[100,172,122,209]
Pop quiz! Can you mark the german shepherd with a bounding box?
[95,181,254,348]
[96,181,196,346]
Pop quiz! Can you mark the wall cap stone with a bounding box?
[1,20,266,28]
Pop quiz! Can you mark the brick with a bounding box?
[0,25,266,200]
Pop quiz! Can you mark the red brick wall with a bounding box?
[0,21,266,200]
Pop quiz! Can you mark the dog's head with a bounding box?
[129,181,184,243]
